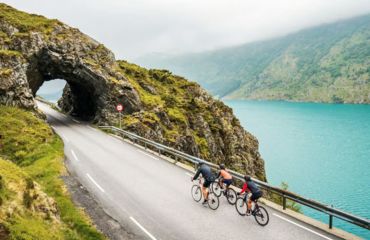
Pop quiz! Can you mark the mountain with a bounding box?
[137,14,370,103]
[0,3,266,183]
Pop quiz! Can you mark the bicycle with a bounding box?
[191,177,220,210]
[210,178,237,205]
[235,193,269,226]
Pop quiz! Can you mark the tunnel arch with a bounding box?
[26,48,108,121]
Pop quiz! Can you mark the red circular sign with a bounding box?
[116,104,123,112]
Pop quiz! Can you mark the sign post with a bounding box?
[116,104,124,129]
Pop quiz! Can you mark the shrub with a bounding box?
[269,182,302,213]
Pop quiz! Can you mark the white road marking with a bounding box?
[71,150,79,161]
[273,213,333,240]
[138,150,158,160]
[86,173,105,193]
[129,217,157,240]
[185,172,193,177]
[72,119,80,123]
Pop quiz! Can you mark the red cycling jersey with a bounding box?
[240,180,261,194]
[240,182,249,194]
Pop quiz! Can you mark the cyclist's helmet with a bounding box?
[244,175,251,181]
[219,164,225,170]
[196,161,205,167]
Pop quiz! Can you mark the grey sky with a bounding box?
[3,0,370,60]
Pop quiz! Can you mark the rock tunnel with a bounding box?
[26,49,107,121]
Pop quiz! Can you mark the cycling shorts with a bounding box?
[223,179,233,186]
[251,191,262,201]
[203,179,212,188]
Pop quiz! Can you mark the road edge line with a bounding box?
[273,213,333,240]
[71,150,79,161]
[86,173,105,193]
[129,216,157,240]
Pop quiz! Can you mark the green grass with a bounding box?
[0,68,13,77]
[167,108,187,124]
[0,3,60,34]
[5,215,65,240]
[0,106,105,239]
[0,50,22,57]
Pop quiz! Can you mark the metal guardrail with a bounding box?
[100,125,370,232]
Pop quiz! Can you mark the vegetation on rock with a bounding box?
[0,106,105,239]
[0,3,266,182]
[137,14,370,104]
[116,61,266,179]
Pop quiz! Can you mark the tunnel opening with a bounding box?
[37,79,66,103]
[34,78,98,121]
[26,49,105,122]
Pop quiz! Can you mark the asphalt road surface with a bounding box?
[38,101,343,240]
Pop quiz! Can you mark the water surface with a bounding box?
[225,100,370,238]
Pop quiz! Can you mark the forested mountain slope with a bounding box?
[137,14,370,103]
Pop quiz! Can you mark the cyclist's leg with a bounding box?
[220,177,224,189]
[201,185,207,201]
[250,192,262,210]
[202,180,211,201]
[223,179,232,194]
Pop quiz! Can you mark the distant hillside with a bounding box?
[137,14,370,103]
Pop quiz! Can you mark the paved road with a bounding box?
[38,102,342,240]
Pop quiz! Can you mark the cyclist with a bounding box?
[238,175,262,214]
[191,161,214,205]
[217,164,233,195]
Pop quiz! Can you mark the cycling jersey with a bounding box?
[240,180,261,194]
[193,164,214,182]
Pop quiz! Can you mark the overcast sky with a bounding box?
[3,0,370,60]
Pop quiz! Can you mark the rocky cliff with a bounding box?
[0,3,265,180]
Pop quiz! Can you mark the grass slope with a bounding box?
[0,106,104,240]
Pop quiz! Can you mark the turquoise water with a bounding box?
[225,100,370,239]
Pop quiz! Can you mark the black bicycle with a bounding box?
[235,193,269,226]
[210,178,237,205]
[191,177,219,210]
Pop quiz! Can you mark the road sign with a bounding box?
[116,104,124,129]
[116,104,123,112]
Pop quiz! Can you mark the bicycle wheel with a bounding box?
[253,205,269,226]
[191,185,202,202]
[211,182,222,197]
[235,197,247,216]
[226,188,237,205]
[207,193,219,210]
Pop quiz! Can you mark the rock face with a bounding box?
[0,4,266,180]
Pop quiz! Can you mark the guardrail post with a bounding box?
[283,195,287,210]
[329,215,333,229]
[159,149,161,156]
[144,142,147,150]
